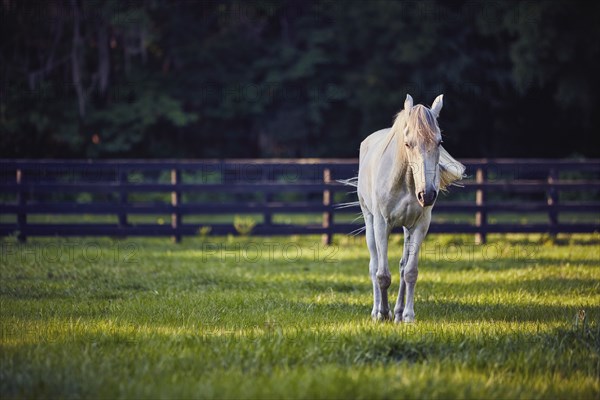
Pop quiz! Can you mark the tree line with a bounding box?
[1,0,599,159]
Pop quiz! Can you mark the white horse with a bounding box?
[353,94,465,323]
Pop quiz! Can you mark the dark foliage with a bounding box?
[1,0,599,158]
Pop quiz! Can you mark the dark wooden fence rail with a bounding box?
[1,159,599,244]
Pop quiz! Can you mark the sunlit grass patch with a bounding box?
[1,234,599,399]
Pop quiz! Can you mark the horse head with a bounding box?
[402,94,444,207]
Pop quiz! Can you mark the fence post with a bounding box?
[322,167,332,246]
[16,168,26,242]
[171,168,182,243]
[475,166,487,244]
[118,168,128,230]
[263,167,272,227]
[547,168,558,237]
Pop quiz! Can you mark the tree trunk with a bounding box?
[97,20,110,96]
[71,0,85,118]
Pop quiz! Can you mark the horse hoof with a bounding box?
[394,314,402,324]
[403,315,415,323]
[375,311,392,322]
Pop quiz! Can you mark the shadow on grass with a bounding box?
[418,276,599,297]
[414,299,600,323]
[288,297,600,324]
[419,256,600,271]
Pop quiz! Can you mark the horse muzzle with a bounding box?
[417,190,437,207]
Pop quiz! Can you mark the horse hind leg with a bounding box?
[394,261,407,323]
[394,228,410,323]
[373,215,392,321]
[364,213,380,320]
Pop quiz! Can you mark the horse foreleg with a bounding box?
[402,216,430,323]
[394,227,410,323]
[373,215,392,321]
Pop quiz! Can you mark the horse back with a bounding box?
[359,128,391,163]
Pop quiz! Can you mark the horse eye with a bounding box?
[405,143,411,148]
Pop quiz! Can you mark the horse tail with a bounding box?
[336,177,358,188]
[335,177,364,235]
[335,177,360,209]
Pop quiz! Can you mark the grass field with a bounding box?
[1,233,599,399]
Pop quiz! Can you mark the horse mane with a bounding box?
[406,105,439,144]
[387,104,438,147]
[439,146,466,191]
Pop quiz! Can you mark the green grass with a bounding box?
[1,233,599,399]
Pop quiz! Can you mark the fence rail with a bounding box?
[1,159,599,244]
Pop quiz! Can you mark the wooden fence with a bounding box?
[1,159,599,244]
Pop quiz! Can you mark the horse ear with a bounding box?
[404,94,414,111]
[431,94,443,118]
